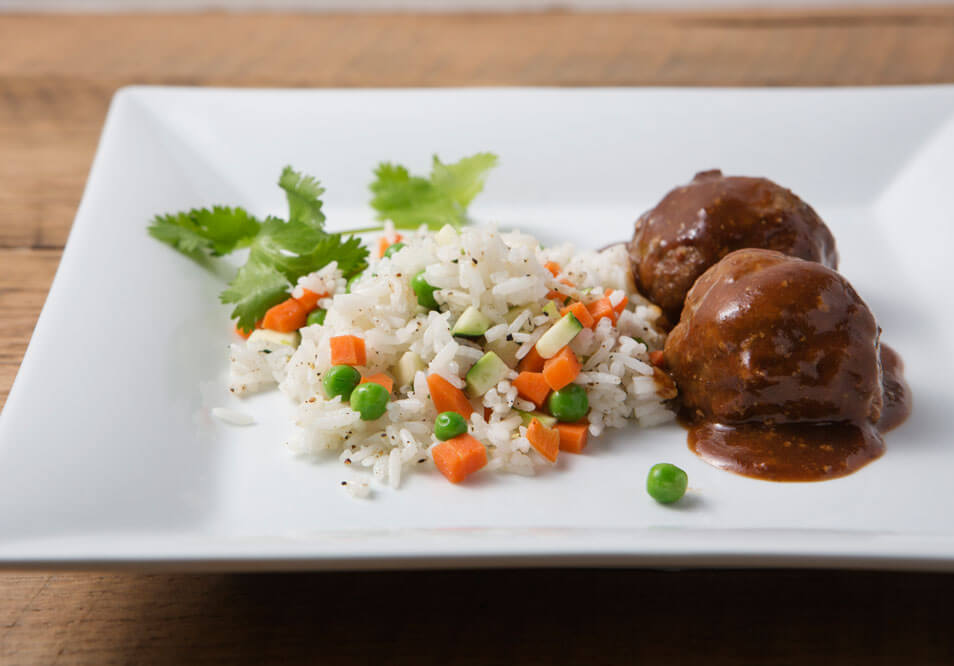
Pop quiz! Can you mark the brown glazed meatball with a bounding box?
[664,249,882,428]
[629,170,838,321]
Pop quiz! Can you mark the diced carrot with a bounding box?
[376,233,404,258]
[555,422,589,454]
[518,346,546,373]
[526,418,560,463]
[235,323,253,339]
[586,296,617,326]
[513,372,551,409]
[330,335,367,366]
[546,290,568,302]
[605,288,629,318]
[360,373,394,394]
[295,288,326,312]
[542,346,581,391]
[431,433,488,484]
[426,373,475,419]
[262,297,308,333]
[649,350,666,368]
[544,261,561,277]
[560,301,595,329]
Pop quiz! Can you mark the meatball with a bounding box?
[663,248,882,428]
[629,170,838,321]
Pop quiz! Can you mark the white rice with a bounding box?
[229,224,675,490]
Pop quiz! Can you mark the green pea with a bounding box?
[383,242,405,259]
[306,308,327,327]
[350,382,390,421]
[434,411,468,441]
[547,384,589,422]
[411,270,440,310]
[646,463,688,504]
[346,271,363,294]
[322,365,361,401]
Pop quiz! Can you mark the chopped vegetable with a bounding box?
[370,153,499,231]
[295,288,325,312]
[544,261,561,277]
[434,411,468,441]
[555,422,588,454]
[383,241,405,259]
[547,384,589,422]
[394,351,425,388]
[452,306,492,337]
[560,301,595,329]
[235,323,254,339]
[330,335,367,366]
[323,365,362,401]
[306,308,327,327]
[350,382,390,421]
[526,417,560,463]
[542,346,581,391]
[411,270,440,310]
[513,372,551,409]
[262,297,309,333]
[535,313,583,358]
[541,300,560,319]
[346,271,363,293]
[431,433,488,483]
[646,463,688,504]
[516,410,558,428]
[377,233,404,259]
[426,373,475,418]
[465,351,510,397]
[586,296,617,326]
[360,373,394,394]
[518,346,546,373]
[247,328,300,350]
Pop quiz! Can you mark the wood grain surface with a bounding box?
[2,10,954,664]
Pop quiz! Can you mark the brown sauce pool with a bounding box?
[684,345,912,482]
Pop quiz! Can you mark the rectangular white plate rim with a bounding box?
[2,85,954,572]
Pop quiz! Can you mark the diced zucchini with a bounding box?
[248,328,300,351]
[542,301,560,319]
[516,410,558,428]
[534,313,583,358]
[465,351,511,397]
[452,306,493,337]
[393,351,425,388]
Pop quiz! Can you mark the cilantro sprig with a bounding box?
[149,166,368,332]
[369,153,498,230]
[149,153,497,333]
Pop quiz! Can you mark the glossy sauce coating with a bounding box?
[629,170,838,321]
[664,248,909,482]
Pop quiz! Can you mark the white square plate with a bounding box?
[2,86,954,571]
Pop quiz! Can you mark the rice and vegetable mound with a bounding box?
[228,223,676,493]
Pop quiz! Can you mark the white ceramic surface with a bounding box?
[2,86,953,571]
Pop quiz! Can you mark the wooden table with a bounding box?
[2,10,954,663]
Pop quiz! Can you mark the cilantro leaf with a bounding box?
[250,218,368,282]
[220,259,291,332]
[148,206,260,257]
[279,166,326,230]
[429,152,499,209]
[223,216,369,332]
[369,152,498,230]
